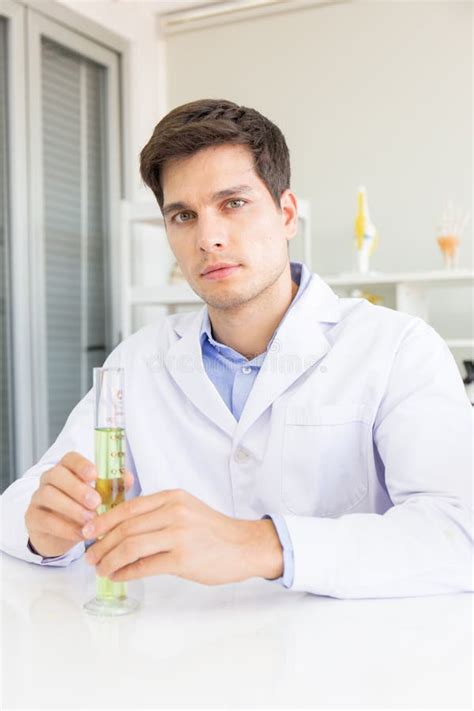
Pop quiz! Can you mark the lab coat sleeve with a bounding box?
[26,533,93,564]
[0,386,95,566]
[261,513,295,588]
[283,318,474,599]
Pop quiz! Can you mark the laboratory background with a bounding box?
[0,0,472,495]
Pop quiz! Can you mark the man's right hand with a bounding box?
[25,451,134,558]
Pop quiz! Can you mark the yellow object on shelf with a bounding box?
[354,187,379,273]
[350,288,383,306]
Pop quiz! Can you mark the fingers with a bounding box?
[28,453,100,547]
[124,471,134,491]
[26,451,136,557]
[27,506,85,543]
[33,482,98,527]
[91,525,178,577]
[29,451,134,541]
[41,464,102,511]
[58,452,133,489]
[60,451,97,483]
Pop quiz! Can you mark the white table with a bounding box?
[1,551,472,709]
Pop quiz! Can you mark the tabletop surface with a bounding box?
[1,551,472,710]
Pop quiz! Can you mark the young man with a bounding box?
[2,99,472,598]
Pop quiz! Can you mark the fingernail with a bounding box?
[86,491,101,507]
[82,510,95,522]
[85,465,97,480]
[82,523,95,538]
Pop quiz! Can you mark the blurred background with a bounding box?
[1,0,472,492]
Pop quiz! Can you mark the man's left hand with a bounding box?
[83,489,283,585]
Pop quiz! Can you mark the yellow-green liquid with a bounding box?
[94,427,127,602]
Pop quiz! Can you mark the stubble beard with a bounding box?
[197,260,288,313]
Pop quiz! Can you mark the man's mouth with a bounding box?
[201,264,241,281]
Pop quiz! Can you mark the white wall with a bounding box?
[165,1,473,363]
[167,2,472,268]
[58,0,473,372]
[59,0,168,201]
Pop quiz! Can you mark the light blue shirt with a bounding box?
[200,261,312,588]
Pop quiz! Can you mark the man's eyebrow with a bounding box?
[162,184,256,218]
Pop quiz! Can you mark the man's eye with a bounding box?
[172,199,245,224]
[174,211,193,224]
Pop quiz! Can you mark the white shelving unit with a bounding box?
[322,270,474,353]
[120,200,474,361]
[120,200,167,339]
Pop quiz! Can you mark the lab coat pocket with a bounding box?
[281,403,371,517]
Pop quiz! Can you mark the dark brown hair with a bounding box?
[139,99,291,213]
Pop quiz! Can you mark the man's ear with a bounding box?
[280,189,298,242]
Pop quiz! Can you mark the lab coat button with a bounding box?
[234,448,250,462]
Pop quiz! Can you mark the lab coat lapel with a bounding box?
[234,274,341,441]
[163,273,340,442]
[164,307,237,438]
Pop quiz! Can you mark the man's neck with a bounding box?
[207,268,299,361]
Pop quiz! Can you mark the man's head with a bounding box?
[139,99,298,311]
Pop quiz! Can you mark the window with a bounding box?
[41,38,109,442]
[0,2,123,491]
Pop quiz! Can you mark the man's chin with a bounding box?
[195,282,256,311]
[201,292,251,310]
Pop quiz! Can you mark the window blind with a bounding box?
[41,38,107,445]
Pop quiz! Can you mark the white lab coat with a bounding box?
[1,271,473,598]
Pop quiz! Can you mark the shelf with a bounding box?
[131,284,201,305]
[444,339,474,349]
[128,284,473,358]
[130,270,474,306]
[324,269,474,287]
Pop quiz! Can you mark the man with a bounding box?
[1,99,472,598]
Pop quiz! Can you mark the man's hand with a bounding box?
[25,451,134,558]
[83,489,284,585]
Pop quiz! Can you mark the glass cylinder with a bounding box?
[83,367,140,616]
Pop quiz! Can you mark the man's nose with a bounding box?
[195,212,229,251]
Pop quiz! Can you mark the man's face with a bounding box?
[161,143,298,311]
